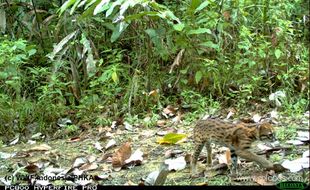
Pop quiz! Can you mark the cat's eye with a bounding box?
[268,132,276,141]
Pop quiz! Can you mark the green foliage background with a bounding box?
[0,0,308,141]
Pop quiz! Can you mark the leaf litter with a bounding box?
[0,110,309,186]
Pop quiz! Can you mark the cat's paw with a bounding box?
[273,164,288,173]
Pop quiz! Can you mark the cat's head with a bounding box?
[257,122,276,141]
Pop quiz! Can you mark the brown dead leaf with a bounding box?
[86,155,97,163]
[226,108,236,119]
[14,152,31,158]
[164,149,183,158]
[169,49,185,74]
[94,173,112,181]
[217,148,231,165]
[156,120,167,127]
[162,105,178,116]
[67,136,81,143]
[124,180,137,185]
[29,144,52,151]
[223,11,230,21]
[171,112,182,124]
[97,153,113,163]
[73,157,88,168]
[148,89,159,97]
[80,122,91,130]
[112,142,132,169]
[25,163,39,173]
[252,172,274,186]
[196,182,208,186]
[97,126,106,135]
[79,163,98,171]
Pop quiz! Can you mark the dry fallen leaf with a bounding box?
[148,89,159,97]
[75,179,93,186]
[0,152,15,159]
[111,121,117,129]
[112,142,132,169]
[105,139,116,150]
[269,110,278,119]
[144,163,169,186]
[95,173,111,180]
[257,143,272,151]
[35,180,51,186]
[164,149,183,158]
[164,156,186,171]
[25,163,39,173]
[43,167,66,176]
[94,142,103,151]
[69,168,84,176]
[29,144,52,151]
[156,120,167,127]
[286,140,304,145]
[124,122,133,131]
[79,163,98,171]
[162,105,178,116]
[252,172,274,186]
[86,155,97,163]
[67,137,81,143]
[196,182,208,186]
[125,149,144,165]
[171,112,182,124]
[124,180,137,185]
[282,157,309,172]
[303,150,309,158]
[31,133,43,140]
[226,108,236,119]
[252,114,261,123]
[73,157,87,168]
[297,131,309,141]
[9,137,19,145]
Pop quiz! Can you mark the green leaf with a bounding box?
[0,8,6,32]
[124,11,158,22]
[173,23,184,31]
[94,0,110,15]
[111,71,118,83]
[106,0,123,17]
[47,30,77,60]
[59,0,76,15]
[195,1,209,13]
[120,0,137,16]
[157,133,187,145]
[28,49,36,56]
[195,71,203,84]
[275,49,282,59]
[199,41,219,50]
[85,0,97,10]
[110,22,128,42]
[188,28,211,35]
[70,0,82,15]
[189,0,202,13]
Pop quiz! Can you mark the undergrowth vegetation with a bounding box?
[0,0,309,141]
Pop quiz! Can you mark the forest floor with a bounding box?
[0,109,309,186]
